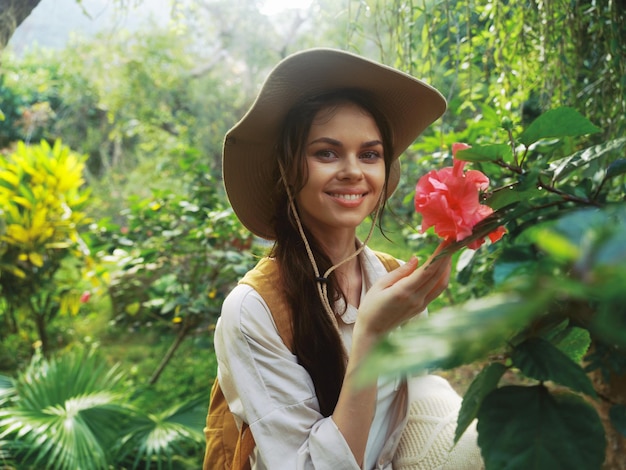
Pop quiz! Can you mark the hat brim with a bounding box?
[223,48,446,240]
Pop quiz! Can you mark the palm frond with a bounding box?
[1,348,206,469]
[116,395,207,469]
[0,374,16,407]
[0,438,20,467]
[17,348,125,409]
[157,394,207,432]
[0,348,132,470]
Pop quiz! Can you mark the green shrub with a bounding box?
[365,107,626,468]
[0,140,93,355]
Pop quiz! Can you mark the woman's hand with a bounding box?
[357,243,452,338]
[333,242,452,463]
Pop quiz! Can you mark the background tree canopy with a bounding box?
[0,0,624,468]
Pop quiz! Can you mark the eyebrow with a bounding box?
[307,137,383,148]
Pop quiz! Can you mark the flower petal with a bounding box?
[452,142,471,158]
[415,148,505,250]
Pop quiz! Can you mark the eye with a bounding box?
[313,149,337,160]
[360,150,382,161]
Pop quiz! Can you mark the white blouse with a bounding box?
[214,246,410,469]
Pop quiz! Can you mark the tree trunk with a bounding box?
[3,304,19,334]
[590,367,626,469]
[148,321,191,386]
[33,310,49,357]
[0,0,42,51]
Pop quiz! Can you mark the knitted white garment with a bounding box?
[392,375,484,470]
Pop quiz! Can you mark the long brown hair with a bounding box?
[270,89,394,417]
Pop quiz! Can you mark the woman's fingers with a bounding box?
[398,253,451,310]
[361,248,453,335]
[380,256,419,288]
[423,256,451,301]
[406,253,450,290]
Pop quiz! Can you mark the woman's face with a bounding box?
[295,101,386,239]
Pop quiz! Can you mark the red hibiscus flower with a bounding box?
[415,143,505,250]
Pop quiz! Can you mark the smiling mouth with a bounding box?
[328,193,366,200]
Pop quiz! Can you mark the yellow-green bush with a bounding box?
[0,140,92,354]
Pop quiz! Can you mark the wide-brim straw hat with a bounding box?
[223,48,447,240]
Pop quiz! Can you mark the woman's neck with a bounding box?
[315,234,363,307]
[335,252,363,308]
[317,232,360,266]
[306,212,377,268]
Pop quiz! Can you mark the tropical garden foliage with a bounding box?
[0,140,92,359]
[0,0,624,468]
[364,107,626,469]
[0,347,206,469]
[352,2,626,467]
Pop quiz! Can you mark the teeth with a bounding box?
[331,193,363,200]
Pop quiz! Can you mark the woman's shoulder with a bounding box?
[221,283,270,325]
[238,256,281,292]
[219,276,294,350]
[220,257,280,327]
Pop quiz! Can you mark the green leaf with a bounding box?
[161,299,179,314]
[455,362,507,443]
[549,137,626,180]
[455,144,513,163]
[486,186,543,211]
[519,107,601,147]
[529,228,581,262]
[609,404,626,437]
[590,206,626,268]
[552,327,591,364]
[595,231,626,269]
[125,302,141,315]
[606,159,626,180]
[0,262,26,279]
[358,293,547,384]
[493,260,533,286]
[477,385,605,470]
[592,304,626,347]
[0,375,15,406]
[116,395,205,466]
[493,246,538,286]
[511,338,596,397]
[0,349,129,469]
[551,207,606,245]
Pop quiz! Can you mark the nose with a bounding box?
[338,154,363,180]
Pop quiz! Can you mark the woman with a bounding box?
[208,48,482,469]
